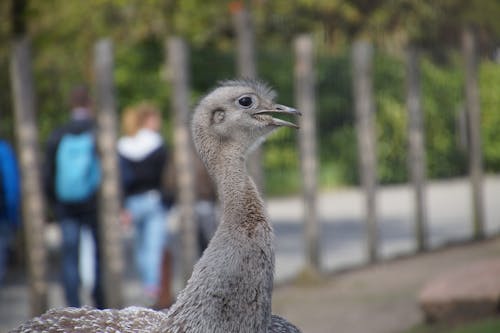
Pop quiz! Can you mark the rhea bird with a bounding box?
[12,79,302,333]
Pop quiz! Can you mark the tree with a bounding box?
[9,0,48,316]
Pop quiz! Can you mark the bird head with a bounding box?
[192,79,300,159]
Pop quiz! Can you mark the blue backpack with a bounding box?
[0,140,21,227]
[55,132,101,202]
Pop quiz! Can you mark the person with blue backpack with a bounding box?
[43,85,104,309]
[0,139,21,285]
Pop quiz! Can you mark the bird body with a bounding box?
[13,306,165,333]
[158,157,274,332]
[12,79,301,333]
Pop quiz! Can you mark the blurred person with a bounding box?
[43,85,104,308]
[118,103,170,305]
[0,139,21,285]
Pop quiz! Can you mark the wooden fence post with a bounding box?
[462,26,484,240]
[406,46,428,251]
[93,38,124,308]
[167,37,198,284]
[294,34,320,273]
[231,2,264,192]
[352,40,378,263]
[9,37,48,316]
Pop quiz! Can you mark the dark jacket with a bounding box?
[44,118,98,220]
[118,129,168,202]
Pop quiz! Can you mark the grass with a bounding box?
[404,317,500,333]
[265,161,347,197]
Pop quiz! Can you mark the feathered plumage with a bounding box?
[11,306,165,333]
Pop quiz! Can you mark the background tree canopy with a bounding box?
[1,0,499,195]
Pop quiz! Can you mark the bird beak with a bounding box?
[253,104,301,129]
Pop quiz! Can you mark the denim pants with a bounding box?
[125,190,167,293]
[0,223,13,284]
[60,215,104,308]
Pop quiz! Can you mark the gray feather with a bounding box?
[270,315,302,333]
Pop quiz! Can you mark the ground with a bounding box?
[272,237,500,333]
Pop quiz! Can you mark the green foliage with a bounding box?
[373,52,407,183]
[2,33,500,196]
[376,95,408,183]
[480,61,500,172]
[114,37,171,133]
[190,48,235,98]
[1,0,500,196]
[264,143,301,196]
[316,52,358,185]
[404,317,500,333]
[326,126,359,185]
[0,58,13,139]
[421,57,467,178]
[115,38,167,110]
[257,50,300,195]
[263,49,500,195]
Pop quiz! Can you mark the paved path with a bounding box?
[272,237,500,333]
[1,176,499,331]
[271,175,500,281]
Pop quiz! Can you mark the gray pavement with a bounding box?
[271,175,500,281]
[1,175,500,331]
[272,236,500,333]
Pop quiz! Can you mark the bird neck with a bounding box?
[214,147,251,207]
[219,150,271,233]
[163,143,275,332]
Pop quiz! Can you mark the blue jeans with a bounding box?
[125,190,167,293]
[0,223,14,284]
[60,215,104,308]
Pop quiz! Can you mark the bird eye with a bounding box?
[237,96,254,108]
